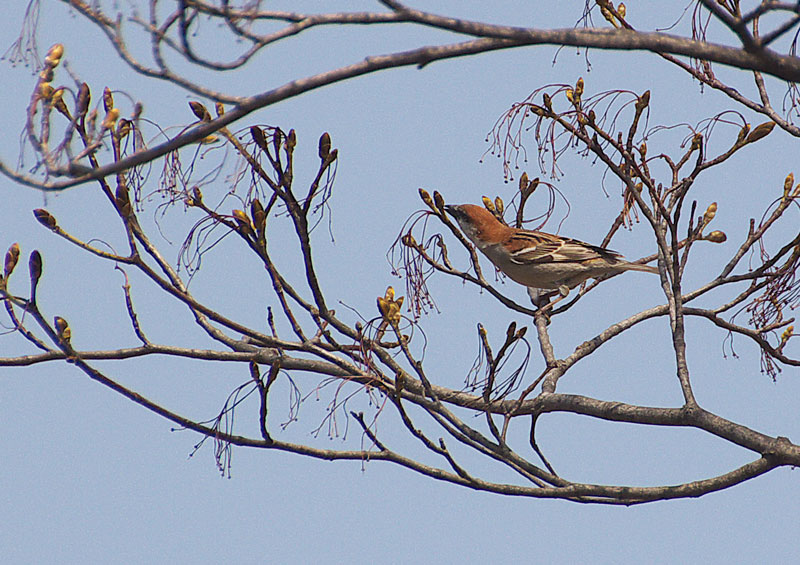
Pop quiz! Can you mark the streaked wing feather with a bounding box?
[508,232,622,265]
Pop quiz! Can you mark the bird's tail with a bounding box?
[622,262,659,274]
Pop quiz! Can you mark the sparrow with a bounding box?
[444,203,658,300]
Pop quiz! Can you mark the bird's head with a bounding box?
[444,203,502,244]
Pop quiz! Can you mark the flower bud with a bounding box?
[433,191,445,212]
[745,122,775,144]
[518,172,529,193]
[102,108,120,130]
[419,188,435,211]
[54,316,71,341]
[736,123,750,144]
[117,119,131,139]
[46,43,64,63]
[702,202,717,226]
[4,243,20,278]
[77,83,90,116]
[251,126,267,151]
[401,233,417,247]
[102,86,113,112]
[33,209,57,230]
[38,82,54,100]
[29,250,43,287]
[189,101,210,121]
[783,173,794,198]
[318,132,331,160]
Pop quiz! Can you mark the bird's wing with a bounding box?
[507,231,623,265]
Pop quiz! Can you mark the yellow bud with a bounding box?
[377,296,389,317]
[215,102,224,117]
[690,133,703,151]
[783,173,794,198]
[233,209,251,227]
[780,326,794,344]
[575,77,584,96]
[52,89,70,118]
[518,172,529,193]
[102,87,114,112]
[200,134,219,144]
[745,122,775,144]
[482,196,495,213]
[232,209,254,237]
[38,82,54,100]
[702,202,717,225]
[192,186,203,205]
[736,123,750,144]
[419,188,435,211]
[54,316,71,341]
[102,108,120,130]
[433,191,445,212]
[494,196,504,215]
[47,43,64,62]
[117,119,131,139]
[617,2,626,18]
[705,230,727,243]
[251,198,266,233]
[565,88,574,103]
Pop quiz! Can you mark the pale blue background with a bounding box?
[1,2,798,563]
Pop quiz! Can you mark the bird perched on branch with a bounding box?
[444,203,658,305]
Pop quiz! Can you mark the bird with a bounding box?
[444,203,658,305]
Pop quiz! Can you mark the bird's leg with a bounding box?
[540,285,570,313]
[528,286,570,313]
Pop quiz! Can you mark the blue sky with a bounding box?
[1,1,799,563]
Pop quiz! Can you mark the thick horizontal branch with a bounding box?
[398,10,800,81]
[529,392,800,465]
[11,18,800,191]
